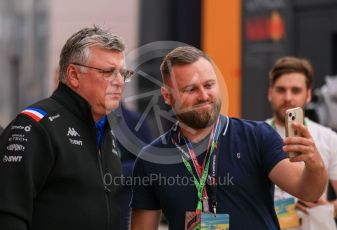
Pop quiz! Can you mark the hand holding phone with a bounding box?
[285,107,304,158]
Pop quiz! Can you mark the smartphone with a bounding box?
[285,107,304,157]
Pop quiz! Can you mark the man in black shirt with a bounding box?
[0,25,133,230]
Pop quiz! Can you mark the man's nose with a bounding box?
[284,90,292,101]
[110,72,125,86]
[198,88,210,101]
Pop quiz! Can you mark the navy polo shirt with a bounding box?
[131,116,287,229]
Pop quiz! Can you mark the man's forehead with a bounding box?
[274,73,306,85]
[167,73,216,87]
[274,85,303,90]
[89,50,125,65]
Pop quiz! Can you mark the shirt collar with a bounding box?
[96,116,107,147]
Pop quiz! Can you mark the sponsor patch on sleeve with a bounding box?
[21,107,47,122]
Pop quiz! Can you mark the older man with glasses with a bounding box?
[0,25,133,230]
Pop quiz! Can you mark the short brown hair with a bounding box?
[269,56,314,89]
[160,46,210,82]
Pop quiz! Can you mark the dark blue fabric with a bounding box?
[131,116,287,230]
[109,105,153,230]
[96,116,107,147]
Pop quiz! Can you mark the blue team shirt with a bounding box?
[96,116,107,147]
[131,116,287,229]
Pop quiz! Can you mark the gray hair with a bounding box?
[59,25,125,82]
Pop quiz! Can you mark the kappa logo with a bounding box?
[67,127,80,137]
[7,144,25,152]
[2,155,23,163]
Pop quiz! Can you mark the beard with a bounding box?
[275,109,286,124]
[273,103,299,125]
[176,98,222,129]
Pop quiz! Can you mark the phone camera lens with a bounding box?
[289,113,292,117]
[292,116,295,120]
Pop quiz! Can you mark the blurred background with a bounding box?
[0,0,337,131]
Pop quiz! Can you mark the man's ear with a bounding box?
[267,87,272,102]
[66,64,80,88]
[306,89,312,104]
[161,86,172,106]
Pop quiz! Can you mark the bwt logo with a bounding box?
[2,155,23,163]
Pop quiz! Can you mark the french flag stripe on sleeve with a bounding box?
[21,108,47,122]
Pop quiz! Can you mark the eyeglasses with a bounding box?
[72,62,134,82]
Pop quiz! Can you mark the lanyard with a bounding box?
[208,148,219,215]
[172,117,222,215]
